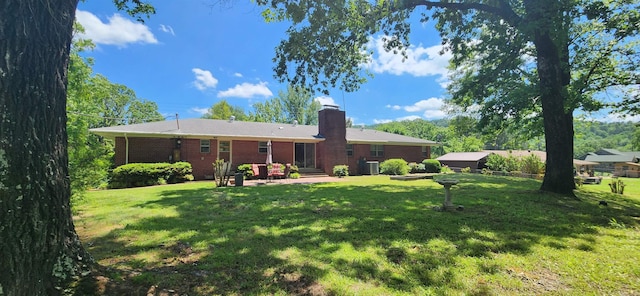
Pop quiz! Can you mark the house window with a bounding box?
[258,141,268,154]
[422,146,428,157]
[219,141,230,152]
[200,139,211,153]
[346,144,354,156]
[370,144,384,157]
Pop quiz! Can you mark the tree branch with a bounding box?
[401,0,523,28]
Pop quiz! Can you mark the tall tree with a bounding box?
[250,85,321,124]
[202,99,248,120]
[257,0,639,195]
[0,1,153,295]
[67,35,164,198]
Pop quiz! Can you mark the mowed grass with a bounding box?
[73,174,640,295]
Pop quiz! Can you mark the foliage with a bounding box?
[332,165,349,177]
[609,179,626,195]
[213,159,232,187]
[74,175,640,295]
[422,159,442,173]
[460,167,472,173]
[250,84,321,124]
[520,154,545,175]
[289,172,301,179]
[67,32,164,198]
[408,162,426,173]
[202,100,248,121]
[109,162,193,189]
[236,164,254,179]
[380,159,409,175]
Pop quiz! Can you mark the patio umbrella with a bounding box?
[266,140,273,164]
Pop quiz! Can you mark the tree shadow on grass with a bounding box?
[75,175,640,295]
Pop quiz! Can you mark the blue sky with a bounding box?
[75,1,454,125]
[76,1,634,125]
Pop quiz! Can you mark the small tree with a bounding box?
[213,159,232,187]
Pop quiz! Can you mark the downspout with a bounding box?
[124,133,129,164]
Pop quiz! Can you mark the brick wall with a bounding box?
[346,144,432,175]
[231,140,294,166]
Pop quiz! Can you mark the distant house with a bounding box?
[584,149,640,176]
[90,106,439,179]
[437,152,491,171]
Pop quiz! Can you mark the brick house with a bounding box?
[90,106,439,179]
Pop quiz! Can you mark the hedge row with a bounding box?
[109,162,194,189]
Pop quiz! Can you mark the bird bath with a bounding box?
[436,179,459,210]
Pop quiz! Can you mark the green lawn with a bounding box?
[73,174,640,295]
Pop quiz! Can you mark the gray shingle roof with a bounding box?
[584,154,639,163]
[437,152,491,161]
[89,118,439,146]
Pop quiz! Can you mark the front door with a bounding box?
[295,143,315,168]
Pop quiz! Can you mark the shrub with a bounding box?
[520,154,545,174]
[289,172,301,179]
[380,159,409,175]
[109,162,193,189]
[441,166,454,174]
[461,167,471,173]
[408,162,426,173]
[481,168,493,175]
[421,159,441,173]
[332,165,349,177]
[237,164,254,179]
[486,154,506,171]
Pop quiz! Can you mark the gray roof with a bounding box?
[584,154,639,163]
[437,152,491,162]
[90,118,438,146]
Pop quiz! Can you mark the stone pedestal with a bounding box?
[436,179,459,211]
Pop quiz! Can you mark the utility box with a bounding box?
[364,161,379,175]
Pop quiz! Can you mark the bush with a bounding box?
[520,154,545,174]
[461,167,471,173]
[237,164,254,179]
[380,159,409,175]
[421,159,441,173]
[332,165,349,177]
[109,162,193,189]
[289,172,301,179]
[408,162,426,173]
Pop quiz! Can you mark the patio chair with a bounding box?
[251,164,261,179]
[268,163,286,179]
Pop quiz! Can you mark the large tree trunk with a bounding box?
[0,1,88,295]
[526,0,576,196]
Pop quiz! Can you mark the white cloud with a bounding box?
[396,115,422,121]
[402,98,444,112]
[159,24,175,36]
[192,68,219,91]
[233,72,243,78]
[315,96,336,106]
[75,10,157,46]
[218,82,273,98]
[364,36,452,82]
[190,107,209,115]
[386,98,447,120]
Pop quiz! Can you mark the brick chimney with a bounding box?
[317,105,347,175]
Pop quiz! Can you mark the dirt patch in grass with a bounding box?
[507,267,570,294]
